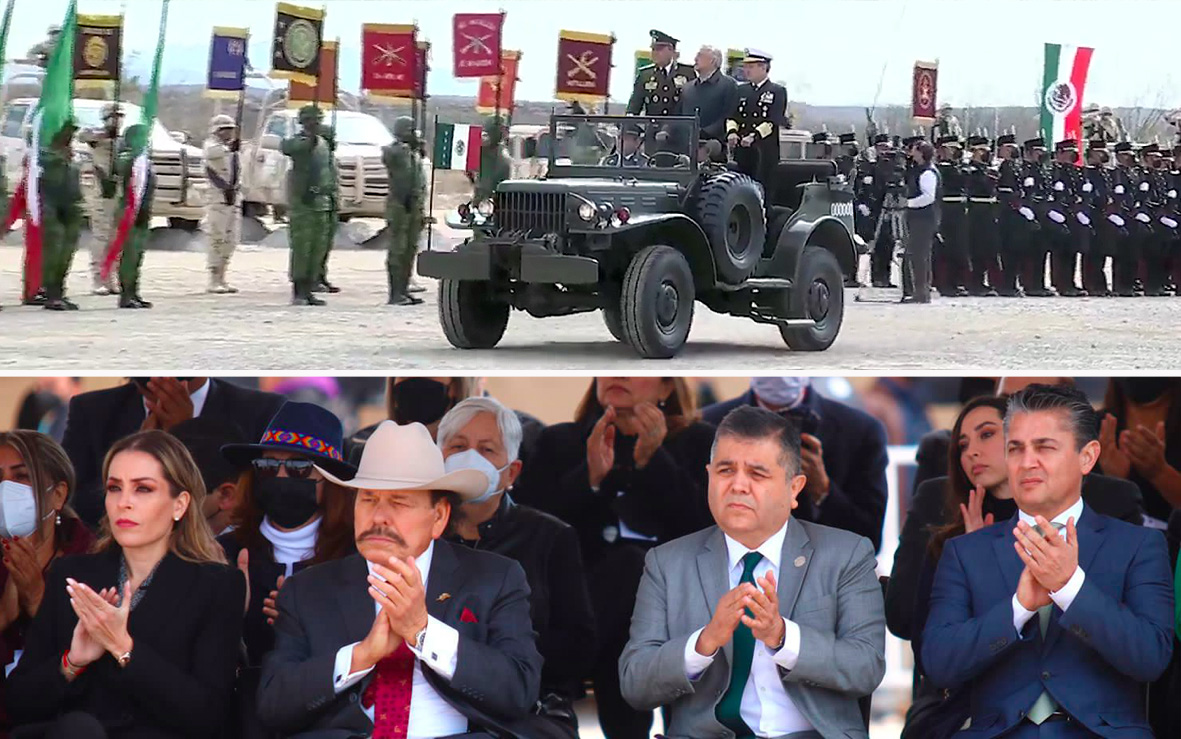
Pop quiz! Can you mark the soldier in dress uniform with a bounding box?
[725,49,787,209]
[934,134,970,297]
[1138,143,1172,296]
[1046,139,1087,296]
[1081,139,1116,297]
[995,133,1028,296]
[865,133,899,287]
[202,114,241,295]
[811,130,834,160]
[383,116,426,307]
[40,117,83,311]
[1019,137,1053,296]
[1110,141,1142,296]
[1167,143,1181,292]
[78,103,123,295]
[281,105,334,306]
[835,131,859,178]
[627,29,695,147]
[964,135,1000,296]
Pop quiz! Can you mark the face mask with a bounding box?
[1118,378,1174,405]
[255,476,319,529]
[391,378,454,426]
[445,448,509,504]
[750,377,810,409]
[0,481,39,539]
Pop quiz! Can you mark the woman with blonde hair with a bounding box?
[6,430,244,739]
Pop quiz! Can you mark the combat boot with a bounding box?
[295,281,325,306]
[43,285,66,311]
[207,268,221,294]
[219,266,239,294]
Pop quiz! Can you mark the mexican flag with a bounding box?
[1040,43,1094,151]
[103,0,169,281]
[9,0,76,299]
[433,121,481,171]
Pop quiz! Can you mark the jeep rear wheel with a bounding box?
[696,171,766,283]
[438,279,509,349]
[621,245,695,359]
[779,246,843,351]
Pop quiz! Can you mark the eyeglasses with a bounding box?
[250,458,315,479]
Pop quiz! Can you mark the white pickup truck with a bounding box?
[0,97,209,230]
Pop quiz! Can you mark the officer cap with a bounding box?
[1087,139,1107,151]
[1113,141,1135,155]
[810,131,832,145]
[872,133,891,146]
[1054,139,1078,153]
[393,116,415,141]
[996,133,1018,147]
[936,134,962,148]
[209,114,236,132]
[741,48,772,65]
[967,135,990,149]
[901,135,922,148]
[649,30,678,49]
[298,105,323,124]
[1139,142,1161,156]
[622,120,645,137]
[837,132,857,147]
[1022,137,1046,150]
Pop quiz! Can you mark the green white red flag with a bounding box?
[1040,43,1094,150]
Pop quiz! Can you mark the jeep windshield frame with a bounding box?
[546,114,700,184]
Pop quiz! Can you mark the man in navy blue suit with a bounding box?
[922,384,1174,738]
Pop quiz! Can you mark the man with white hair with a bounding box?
[437,397,597,735]
[679,45,739,152]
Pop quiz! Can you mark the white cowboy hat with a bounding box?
[315,421,487,500]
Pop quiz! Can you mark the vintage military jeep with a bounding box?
[418,114,858,359]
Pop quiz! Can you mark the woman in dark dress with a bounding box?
[1097,377,1181,527]
[514,377,716,739]
[6,430,244,739]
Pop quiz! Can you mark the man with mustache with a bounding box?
[619,406,886,738]
[922,385,1174,738]
[257,421,544,738]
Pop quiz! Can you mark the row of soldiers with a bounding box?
[824,129,1181,297]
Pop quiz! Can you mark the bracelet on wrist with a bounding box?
[62,649,86,677]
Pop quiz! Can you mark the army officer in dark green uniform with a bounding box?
[281,105,334,306]
[116,124,156,309]
[626,30,695,117]
[382,116,426,306]
[40,117,83,311]
[474,117,511,203]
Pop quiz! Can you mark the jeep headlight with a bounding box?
[476,198,495,217]
[578,202,596,222]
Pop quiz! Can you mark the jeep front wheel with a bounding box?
[602,303,626,342]
[438,279,509,349]
[779,245,843,351]
[621,245,695,359]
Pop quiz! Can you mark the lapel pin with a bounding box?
[437,593,451,602]
[794,556,806,568]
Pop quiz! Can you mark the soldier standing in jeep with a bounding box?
[382,116,426,307]
[726,49,788,213]
[475,117,511,202]
[281,105,334,307]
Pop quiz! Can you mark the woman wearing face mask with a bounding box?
[437,398,596,737]
[218,401,357,667]
[1098,377,1181,527]
[6,430,243,739]
[0,431,94,737]
[515,377,715,739]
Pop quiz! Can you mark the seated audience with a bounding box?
[1097,377,1181,528]
[619,406,886,738]
[257,421,542,738]
[6,430,245,739]
[438,398,596,734]
[14,378,81,441]
[515,376,715,739]
[923,385,1174,738]
[218,401,357,666]
[62,377,284,529]
[167,417,247,537]
[703,376,889,550]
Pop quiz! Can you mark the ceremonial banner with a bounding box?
[433,121,482,170]
[376,40,430,101]
[452,12,503,78]
[271,2,323,85]
[73,13,121,88]
[288,40,337,108]
[555,30,613,104]
[726,49,746,82]
[1041,43,1094,148]
[361,23,418,97]
[634,49,650,76]
[205,26,249,99]
[911,61,937,121]
[476,50,520,115]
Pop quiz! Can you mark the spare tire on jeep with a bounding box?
[694,171,766,283]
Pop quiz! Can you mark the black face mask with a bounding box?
[391,378,454,425]
[255,476,319,529]
[1118,378,1175,405]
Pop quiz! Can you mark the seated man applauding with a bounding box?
[257,421,543,739]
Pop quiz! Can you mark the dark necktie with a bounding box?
[362,641,415,738]
[715,551,763,739]
[1028,521,1065,724]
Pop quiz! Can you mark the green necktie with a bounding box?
[715,551,763,739]
[1027,522,1065,725]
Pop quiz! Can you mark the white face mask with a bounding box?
[750,377,811,409]
[0,480,40,540]
[444,449,510,505]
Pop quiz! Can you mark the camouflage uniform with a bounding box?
[474,117,511,203]
[116,124,156,308]
[202,114,241,293]
[40,119,84,310]
[382,116,425,306]
[78,103,123,294]
[281,105,333,306]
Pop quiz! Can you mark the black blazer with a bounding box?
[62,380,286,529]
[702,389,890,550]
[5,550,245,739]
[257,543,543,738]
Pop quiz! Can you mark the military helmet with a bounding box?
[393,116,415,141]
[298,104,323,124]
[209,114,236,132]
[46,24,60,35]
[482,115,507,134]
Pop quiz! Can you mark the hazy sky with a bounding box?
[4,0,1179,108]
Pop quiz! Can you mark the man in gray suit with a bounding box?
[619,406,886,739]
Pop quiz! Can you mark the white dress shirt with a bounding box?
[141,378,210,418]
[683,521,815,736]
[259,515,320,577]
[1011,498,1087,633]
[907,168,938,209]
[331,542,468,738]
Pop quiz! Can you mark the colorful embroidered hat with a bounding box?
[221,401,356,480]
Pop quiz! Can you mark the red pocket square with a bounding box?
[460,607,478,623]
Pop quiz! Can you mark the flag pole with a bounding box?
[493,9,505,127]
[427,113,437,251]
[409,20,419,149]
[231,33,249,220]
[108,0,126,188]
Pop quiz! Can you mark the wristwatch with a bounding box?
[413,625,428,653]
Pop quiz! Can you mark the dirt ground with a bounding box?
[3,236,1178,371]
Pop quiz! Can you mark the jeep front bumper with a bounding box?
[417,240,600,284]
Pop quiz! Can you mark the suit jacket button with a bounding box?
[1042,671,1051,680]
[349,693,358,703]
